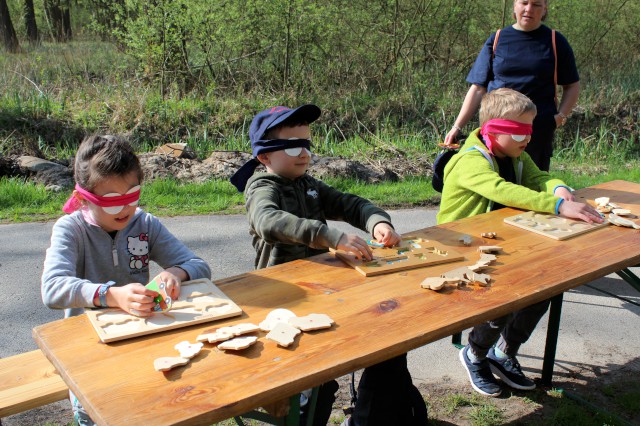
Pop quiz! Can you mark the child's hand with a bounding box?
[559,200,604,224]
[157,268,184,301]
[110,283,158,317]
[554,186,575,202]
[337,234,373,261]
[373,222,401,247]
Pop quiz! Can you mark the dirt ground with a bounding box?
[3,148,435,192]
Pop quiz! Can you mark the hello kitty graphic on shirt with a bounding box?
[128,233,150,270]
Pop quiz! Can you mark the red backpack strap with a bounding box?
[552,29,558,107]
[492,29,501,60]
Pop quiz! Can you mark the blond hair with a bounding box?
[479,88,537,125]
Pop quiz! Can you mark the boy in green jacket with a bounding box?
[231,104,428,426]
[437,88,602,397]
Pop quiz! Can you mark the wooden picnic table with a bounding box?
[33,180,640,425]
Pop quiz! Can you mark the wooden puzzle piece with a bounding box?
[174,341,203,359]
[478,245,502,253]
[467,272,491,286]
[441,267,473,282]
[458,235,472,246]
[505,211,609,240]
[612,208,632,216]
[217,336,258,351]
[259,309,297,331]
[196,323,260,343]
[288,314,334,331]
[609,213,640,229]
[420,276,461,291]
[154,356,190,372]
[95,311,138,324]
[332,238,464,277]
[481,232,497,239]
[266,322,301,347]
[102,319,140,334]
[468,261,490,272]
[479,253,497,262]
[146,275,172,313]
[86,278,243,343]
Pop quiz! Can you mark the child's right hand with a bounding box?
[337,234,374,261]
[110,283,159,317]
[558,200,604,224]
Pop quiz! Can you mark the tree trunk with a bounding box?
[24,0,39,45]
[45,0,65,41]
[0,0,20,53]
[62,0,71,41]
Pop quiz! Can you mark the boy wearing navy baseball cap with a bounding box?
[231,104,428,425]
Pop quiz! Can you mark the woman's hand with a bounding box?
[443,127,461,147]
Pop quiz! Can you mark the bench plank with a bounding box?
[0,350,68,417]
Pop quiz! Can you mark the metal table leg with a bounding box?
[541,293,564,386]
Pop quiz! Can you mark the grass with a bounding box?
[1,159,639,223]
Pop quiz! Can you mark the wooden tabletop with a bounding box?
[33,180,640,425]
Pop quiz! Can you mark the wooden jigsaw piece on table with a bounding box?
[266,322,301,347]
[154,357,190,372]
[289,314,334,331]
[174,341,203,358]
[196,323,260,343]
[218,336,258,351]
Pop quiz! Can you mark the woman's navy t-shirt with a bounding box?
[467,25,579,117]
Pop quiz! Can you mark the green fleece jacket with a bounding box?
[245,172,392,269]
[436,129,568,224]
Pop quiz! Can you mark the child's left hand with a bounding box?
[554,186,575,202]
[373,222,401,247]
[156,268,185,300]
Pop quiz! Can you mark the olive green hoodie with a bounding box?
[245,172,392,269]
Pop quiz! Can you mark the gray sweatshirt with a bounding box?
[42,208,211,317]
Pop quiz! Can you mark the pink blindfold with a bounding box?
[63,184,141,214]
[480,119,533,155]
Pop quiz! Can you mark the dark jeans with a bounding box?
[299,380,339,426]
[526,113,557,172]
[351,354,428,426]
[468,299,551,358]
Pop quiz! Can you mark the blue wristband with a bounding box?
[98,281,115,308]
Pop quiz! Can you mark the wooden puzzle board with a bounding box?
[504,211,609,240]
[86,278,242,343]
[331,237,464,276]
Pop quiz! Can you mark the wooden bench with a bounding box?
[0,350,68,419]
[0,349,313,426]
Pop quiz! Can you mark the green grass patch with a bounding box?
[1,161,638,223]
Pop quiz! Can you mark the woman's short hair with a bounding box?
[479,88,537,125]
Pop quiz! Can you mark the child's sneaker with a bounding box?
[459,345,502,397]
[487,347,536,390]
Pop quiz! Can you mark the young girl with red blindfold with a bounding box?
[41,134,211,424]
[437,88,602,398]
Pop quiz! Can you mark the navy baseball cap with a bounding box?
[230,104,321,191]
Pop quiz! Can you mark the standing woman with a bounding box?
[444,0,579,171]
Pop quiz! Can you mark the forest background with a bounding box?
[0,0,639,219]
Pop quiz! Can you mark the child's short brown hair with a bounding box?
[74,135,144,191]
[479,88,537,125]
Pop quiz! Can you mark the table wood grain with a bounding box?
[33,180,640,425]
